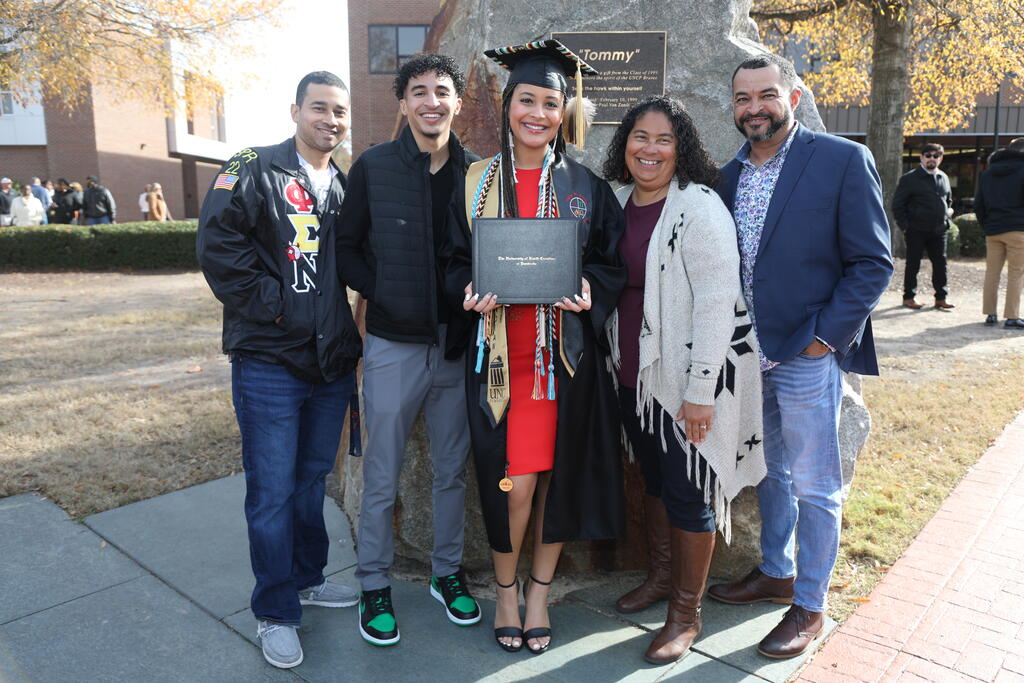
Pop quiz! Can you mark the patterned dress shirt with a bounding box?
[733,124,798,372]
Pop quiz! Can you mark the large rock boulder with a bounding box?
[336,1,865,579]
[424,0,824,167]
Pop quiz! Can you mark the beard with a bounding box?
[735,108,791,143]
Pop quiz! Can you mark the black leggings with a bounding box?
[618,386,716,533]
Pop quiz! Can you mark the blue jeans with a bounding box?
[231,356,354,624]
[757,352,843,613]
[85,215,111,225]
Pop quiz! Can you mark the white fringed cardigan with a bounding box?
[606,181,766,541]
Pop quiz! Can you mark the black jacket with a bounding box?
[892,166,952,233]
[82,183,116,221]
[335,127,478,355]
[51,189,81,224]
[197,137,360,383]
[975,148,1024,236]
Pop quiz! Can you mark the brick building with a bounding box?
[347,0,438,157]
[0,80,230,221]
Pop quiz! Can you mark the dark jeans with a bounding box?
[231,355,354,624]
[903,229,948,300]
[618,386,715,533]
[85,215,111,225]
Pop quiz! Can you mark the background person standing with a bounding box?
[976,137,1024,330]
[50,179,81,225]
[11,183,44,226]
[892,143,955,310]
[0,177,15,226]
[82,175,116,225]
[139,184,152,220]
[29,177,50,224]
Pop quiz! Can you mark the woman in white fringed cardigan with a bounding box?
[601,96,765,666]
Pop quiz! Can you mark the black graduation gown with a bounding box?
[444,154,628,552]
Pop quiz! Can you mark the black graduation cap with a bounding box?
[484,39,598,149]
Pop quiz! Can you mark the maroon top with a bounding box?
[617,195,666,388]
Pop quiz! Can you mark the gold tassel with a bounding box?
[574,62,585,150]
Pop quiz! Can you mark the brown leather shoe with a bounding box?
[707,567,794,605]
[902,298,923,309]
[643,528,715,665]
[935,299,956,309]
[616,495,671,613]
[757,605,824,659]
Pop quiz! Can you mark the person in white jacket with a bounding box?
[11,184,44,226]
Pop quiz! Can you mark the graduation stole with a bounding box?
[466,151,560,424]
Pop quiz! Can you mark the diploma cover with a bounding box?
[472,217,583,304]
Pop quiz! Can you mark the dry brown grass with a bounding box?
[0,272,239,518]
[827,352,1024,621]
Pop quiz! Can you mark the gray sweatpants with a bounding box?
[355,325,471,591]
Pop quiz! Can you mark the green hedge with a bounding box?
[0,221,199,270]
[953,213,986,257]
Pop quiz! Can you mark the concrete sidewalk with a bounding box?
[0,474,832,682]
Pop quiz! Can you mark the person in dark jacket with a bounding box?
[335,54,481,647]
[0,177,12,226]
[892,143,955,309]
[197,71,361,670]
[976,137,1024,329]
[50,179,81,224]
[81,175,116,224]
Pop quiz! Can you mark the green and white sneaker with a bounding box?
[359,586,400,646]
[430,569,482,626]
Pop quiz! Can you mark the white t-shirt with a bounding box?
[297,153,339,210]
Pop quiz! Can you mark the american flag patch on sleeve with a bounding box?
[214,173,239,191]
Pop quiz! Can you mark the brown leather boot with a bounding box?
[616,495,671,613]
[707,567,794,605]
[643,528,715,665]
[757,605,824,659]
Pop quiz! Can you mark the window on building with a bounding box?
[368,25,428,74]
[0,89,14,116]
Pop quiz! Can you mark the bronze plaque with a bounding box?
[552,31,667,124]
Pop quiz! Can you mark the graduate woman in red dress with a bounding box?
[448,40,627,655]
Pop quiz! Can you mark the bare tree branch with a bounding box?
[750,0,857,22]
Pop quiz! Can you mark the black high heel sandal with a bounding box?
[493,577,523,653]
[523,574,553,654]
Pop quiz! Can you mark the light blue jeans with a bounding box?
[757,351,844,613]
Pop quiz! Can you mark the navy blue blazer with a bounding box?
[716,125,893,375]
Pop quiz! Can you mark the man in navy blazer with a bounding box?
[707,54,892,659]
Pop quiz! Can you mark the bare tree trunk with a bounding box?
[865,1,913,257]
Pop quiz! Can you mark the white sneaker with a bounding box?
[257,621,303,669]
[298,579,359,607]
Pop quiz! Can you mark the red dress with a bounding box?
[505,167,558,476]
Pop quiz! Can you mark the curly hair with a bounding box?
[393,54,466,99]
[602,95,721,190]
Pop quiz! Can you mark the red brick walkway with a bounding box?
[799,411,1024,683]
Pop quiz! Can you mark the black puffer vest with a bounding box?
[361,126,478,346]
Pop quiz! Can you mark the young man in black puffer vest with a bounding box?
[336,54,481,647]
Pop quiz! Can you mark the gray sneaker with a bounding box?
[299,579,359,607]
[257,621,303,669]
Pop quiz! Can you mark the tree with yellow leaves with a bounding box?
[0,0,281,112]
[752,0,1024,252]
